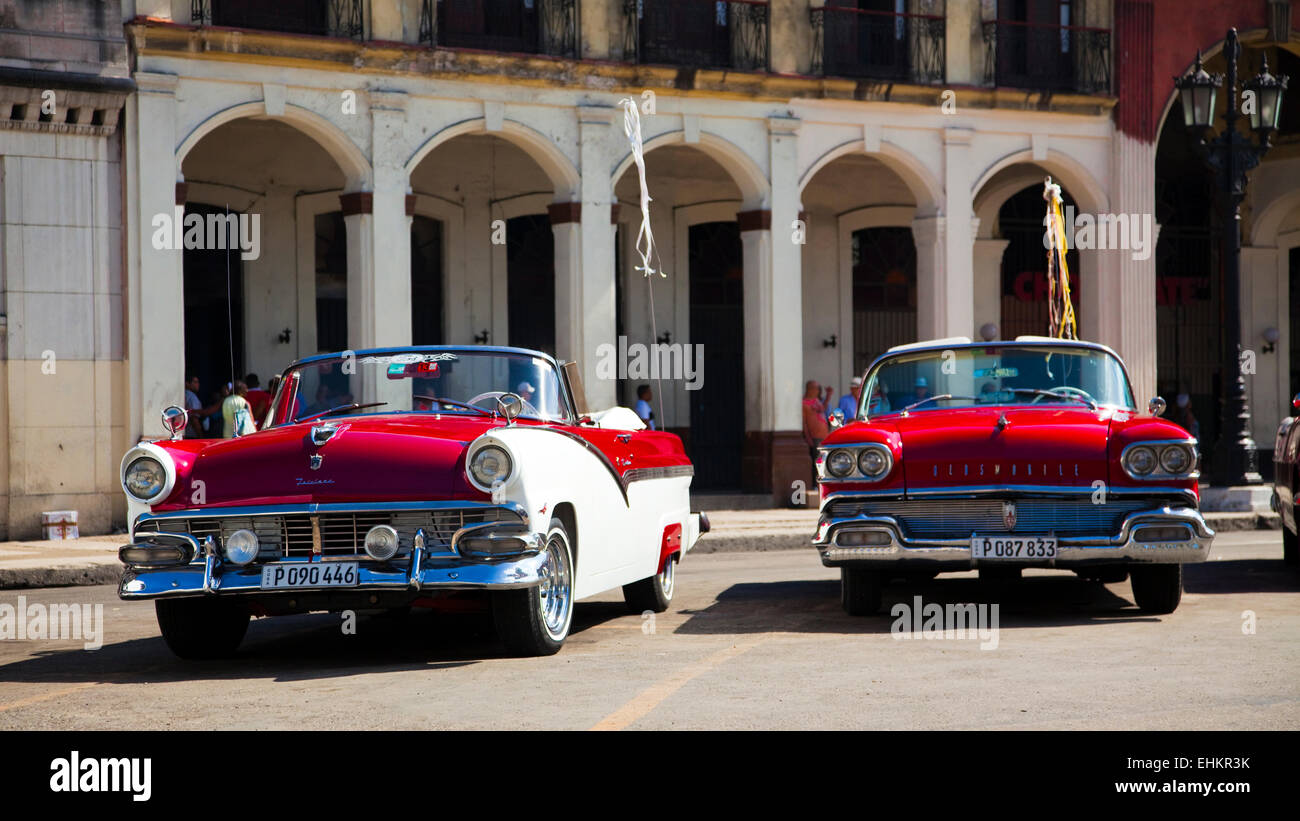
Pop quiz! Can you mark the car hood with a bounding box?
[887,406,1114,491]
[167,415,506,508]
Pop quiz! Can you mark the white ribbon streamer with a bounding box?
[619,98,664,278]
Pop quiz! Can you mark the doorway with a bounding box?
[688,221,744,490]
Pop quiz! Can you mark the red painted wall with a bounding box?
[1115,0,1281,142]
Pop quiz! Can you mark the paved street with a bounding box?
[0,531,1295,730]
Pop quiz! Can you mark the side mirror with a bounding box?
[161,405,188,440]
[1148,396,1167,417]
[496,393,523,424]
[829,408,846,430]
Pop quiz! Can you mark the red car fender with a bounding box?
[658,523,682,573]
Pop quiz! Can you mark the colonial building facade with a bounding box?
[2,0,1298,537]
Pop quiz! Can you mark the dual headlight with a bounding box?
[1122,441,1197,479]
[822,444,893,481]
[468,444,513,491]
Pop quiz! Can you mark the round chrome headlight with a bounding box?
[826,449,855,478]
[858,448,890,478]
[1159,444,1193,475]
[224,529,259,565]
[1125,446,1157,476]
[364,525,400,561]
[469,445,513,489]
[123,457,167,502]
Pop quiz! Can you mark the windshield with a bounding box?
[861,345,1134,418]
[268,350,570,426]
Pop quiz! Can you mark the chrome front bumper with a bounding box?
[814,505,1215,567]
[119,502,548,600]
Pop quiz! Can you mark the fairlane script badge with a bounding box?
[1002,501,1017,531]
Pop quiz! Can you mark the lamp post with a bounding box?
[1175,28,1288,486]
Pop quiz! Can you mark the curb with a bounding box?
[0,563,121,590]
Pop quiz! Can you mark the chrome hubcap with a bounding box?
[537,532,572,639]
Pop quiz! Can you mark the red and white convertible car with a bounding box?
[119,346,705,658]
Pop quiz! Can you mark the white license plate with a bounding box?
[970,535,1057,560]
[260,563,359,590]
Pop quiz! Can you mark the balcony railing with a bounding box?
[194,0,364,39]
[982,19,1110,94]
[419,0,577,57]
[810,6,945,83]
[624,0,769,72]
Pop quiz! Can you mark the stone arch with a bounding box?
[970,148,1108,216]
[611,130,769,210]
[798,139,943,217]
[405,118,580,201]
[176,101,371,190]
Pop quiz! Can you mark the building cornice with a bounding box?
[125,19,1116,117]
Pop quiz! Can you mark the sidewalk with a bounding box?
[0,508,1278,589]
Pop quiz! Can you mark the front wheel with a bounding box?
[841,568,882,616]
[492,521,575,656]
[1130,564,1183,614]
[623,555,677,614]
[155,597,250,659]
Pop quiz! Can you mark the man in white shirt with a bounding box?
[634,384,656,430]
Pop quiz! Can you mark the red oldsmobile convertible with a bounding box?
[814,337,1213,616]
[118,346,704,658]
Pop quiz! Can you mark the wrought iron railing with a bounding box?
[193,0,364,39]
[982,19,1110,94]
[419,0,577,57]
[625,0,769,72]
[810,5,945,83]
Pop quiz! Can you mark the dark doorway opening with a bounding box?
[851,226,917,375]
[315,212,348,353]
[411,215,444,345]
[506,214,556,355]
[183,203,245,434]
[688,221,744,490]
[1291,247,1299,402]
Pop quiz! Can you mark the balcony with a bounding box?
[420,0,578,57]
[982,18,1110,94]
[624,0,769,72]
[194,0,364,39]
[810,5,945,83]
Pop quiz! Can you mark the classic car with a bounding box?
[1272,392,1300,566]
[814,337,1213,615]
[118,346,705,658]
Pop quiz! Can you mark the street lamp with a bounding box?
[1175,28,1288,486]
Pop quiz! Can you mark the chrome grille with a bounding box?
[825,498,1155,538]
[135,508,507,559]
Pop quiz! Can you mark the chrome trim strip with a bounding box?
[623,465,694,483]
[134,500,530,535]
[894,484,1198,506]
[812,506,1215,565]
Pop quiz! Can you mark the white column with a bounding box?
[973,238,1009,338]
[768,116,803,434]
[912,215,946,340]
[741,220,774,434]
[1089,132,1157,403]
[1243,245,1282,445]
[939,126,976,340]
[554,104,617,409]
[128,72,183,440]
[344,91,411,404]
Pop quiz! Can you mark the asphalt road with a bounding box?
[0,531,1295,730]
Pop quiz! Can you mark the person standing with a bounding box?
[634,384,656,430]
[802,380,831,469]
[243,373,272,427]
[221,380,257,439]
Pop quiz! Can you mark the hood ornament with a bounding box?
[311,423,340,446]
[995,413,1009,433]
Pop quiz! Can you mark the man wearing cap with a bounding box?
[515,381,536,407]
[836,377,863,422]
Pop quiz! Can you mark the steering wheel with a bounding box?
[1031,386,1096,405]
[467,390,540,417]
